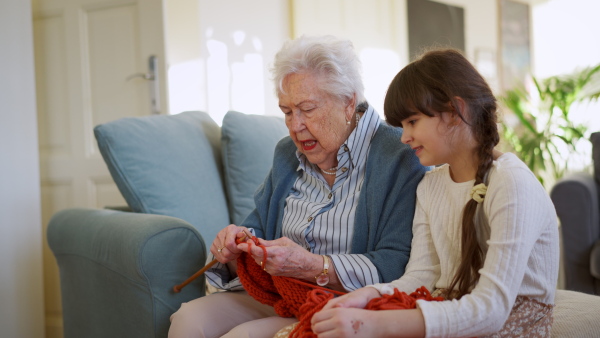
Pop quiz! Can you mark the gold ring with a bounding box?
[217,246,225,253]
[259,261,263,266]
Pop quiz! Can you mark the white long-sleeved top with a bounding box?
[370,152,560,338]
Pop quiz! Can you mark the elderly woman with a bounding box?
[168,35,427,338]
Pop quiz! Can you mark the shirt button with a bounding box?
[341,167,348,172]
[344,146,349,152]
[328,193,332,199]
[307,216,313,222]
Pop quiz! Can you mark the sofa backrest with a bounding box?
[94,111,229,249]
[220,111,289,225]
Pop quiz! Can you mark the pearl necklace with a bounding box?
[320,113,361,176]
[321,167,337,175]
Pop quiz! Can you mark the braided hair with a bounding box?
[384,48,499,298]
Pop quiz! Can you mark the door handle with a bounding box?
[126,73,154,81]
[126,55,160,114]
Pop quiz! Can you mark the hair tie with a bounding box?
[470,183,487,204]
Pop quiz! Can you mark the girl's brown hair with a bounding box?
[384,48,499,298]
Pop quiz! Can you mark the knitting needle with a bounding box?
[173,230,253,293]
[172,259,217,293]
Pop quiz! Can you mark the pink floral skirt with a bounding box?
[431,289,554,337]
[480,295,553,338]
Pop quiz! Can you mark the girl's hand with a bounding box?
[320,287,381,311]
[237,236,321,278]
[211,224,251,263]
[311,307,378,338]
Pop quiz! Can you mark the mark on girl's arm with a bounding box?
[351,320,363,334]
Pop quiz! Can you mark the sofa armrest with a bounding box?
[47,208,207,338]
[551,172,600,293]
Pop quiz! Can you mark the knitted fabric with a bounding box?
[236,237,345,318]
[236,237,443,337]
[288,286,444,338]
[237,250,345,318]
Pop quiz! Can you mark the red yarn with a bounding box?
[236,236,344,318]
[287,286,444,338]
[236,236,444,337]
[288,289,336,338]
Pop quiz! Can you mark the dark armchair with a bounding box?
[550,132,600,295]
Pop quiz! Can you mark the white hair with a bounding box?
[271,35,365,105]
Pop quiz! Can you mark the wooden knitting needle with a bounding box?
[173,230,252,293]
[173,259,218,293]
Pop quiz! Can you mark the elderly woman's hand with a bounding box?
[237,236,322,280]
[211,224,251,264]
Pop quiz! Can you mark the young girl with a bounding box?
[310,49,560,337]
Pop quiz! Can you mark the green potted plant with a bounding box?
[500,64,600,188]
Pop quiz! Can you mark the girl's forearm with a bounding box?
[370,308,426,337]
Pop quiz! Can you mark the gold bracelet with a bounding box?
[315,255,330,286]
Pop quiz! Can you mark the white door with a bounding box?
[32,0,168,336]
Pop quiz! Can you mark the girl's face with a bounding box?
[399,111,456,167]
[278,72,354,170]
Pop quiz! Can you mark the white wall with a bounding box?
[532,0,600,168]
[435,0,499,60]
[436,0,499,92]
[291,0,500,113]
[0,0,45,337]
[165,0,290,123]
[165,0,498,123]
[161,0,600,131]
[532,0,600,116]
[290,0,407,117]
[532,0,600,78]
[165,0,501,123]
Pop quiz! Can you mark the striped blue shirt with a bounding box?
[284,105,380,290]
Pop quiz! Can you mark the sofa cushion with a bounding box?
[94,111,229,249]
[552,289,600,337]
[221,111,288,225]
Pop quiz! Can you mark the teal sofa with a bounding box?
[47,111,288,338]
[48,110,600,338]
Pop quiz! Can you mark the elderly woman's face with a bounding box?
[278,72,354,169]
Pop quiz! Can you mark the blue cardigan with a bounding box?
[241,122,428,283]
